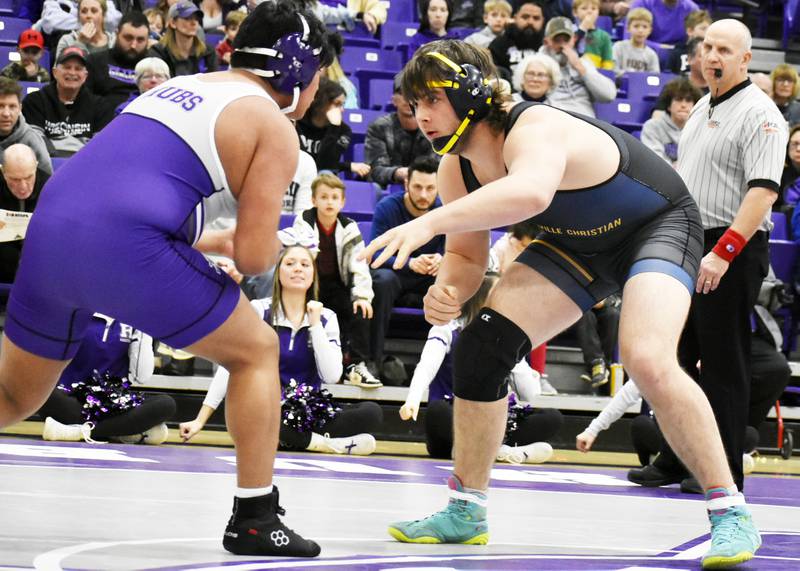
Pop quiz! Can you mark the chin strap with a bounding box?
[430,113,474,155]
[238,65,301,114]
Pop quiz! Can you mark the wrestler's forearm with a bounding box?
[435,250,487,304]
[424,174,553,236]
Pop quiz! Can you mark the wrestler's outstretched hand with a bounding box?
[359,217,435,270]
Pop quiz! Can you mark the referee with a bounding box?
[629,19,788,492]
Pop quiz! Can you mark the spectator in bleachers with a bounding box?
[306,0,386,35]
[613,8,659,72]
[0,78,52,174]
[489,0,545,78]
[179,242,383,456]
[55,0,118,61]
[601,0,629,21]
[37,313,176,444]
[538,0,572,20]
[364,77,438,188]
[215,10,246,66]
[539,16,616,117]
[511,52,560,103]
[369,156,444,383]
[678,36,706,91]
[39,0,122,50]
[0,144,48,283]
[750,72,772,98]
[145,8,165,43]
[667,9,710,74]
[573,0,614,70]
[18,0,46,22]
[626,0,698,45]
[149,0,218,76]
[293,174,381,388]
[22,46,114,157]
[409,0,458,56]
[780,125,800,213]
[115,56,171,113]
[399,273,562,462]
[447,0,481,29]
[86,11,150,110]
[641,78,700,166]
[200,0,224,32]
[0,30,50,84]
[464,0,512,50]
[325,33,360,109]
[575,294,620,390]
[770,64,800,129]
[296,77,370,178]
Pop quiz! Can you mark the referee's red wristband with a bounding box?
[712,229,747,263]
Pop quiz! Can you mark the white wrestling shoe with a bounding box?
[496,442,553,464]
[42,417,97,443]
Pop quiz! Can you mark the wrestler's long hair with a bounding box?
[460,273,499,325]
[401,40,510,135]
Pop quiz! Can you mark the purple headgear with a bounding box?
[235,14,321,114]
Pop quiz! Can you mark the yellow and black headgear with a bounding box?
[426,51,493,155]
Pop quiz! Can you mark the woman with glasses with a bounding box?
[114,57,171,114]
[770,64,800,128]
[511,53,561,104]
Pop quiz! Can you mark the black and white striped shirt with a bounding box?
[677,80,788,231]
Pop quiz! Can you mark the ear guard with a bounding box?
[425,51,493,155]
[235,13,322,114]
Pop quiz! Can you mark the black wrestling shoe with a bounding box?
[627,464,686,487]
[223,487,321,557]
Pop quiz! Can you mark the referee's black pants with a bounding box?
[654,229,768,491]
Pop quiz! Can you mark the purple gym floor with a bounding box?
[0,436,797,570]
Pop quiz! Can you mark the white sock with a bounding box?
[235,485,273,498]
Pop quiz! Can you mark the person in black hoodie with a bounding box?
[86,11,150,110]
[21,46,115,158]
[488,0,545,79]
[295,77,371,178]
[0,144,49,283]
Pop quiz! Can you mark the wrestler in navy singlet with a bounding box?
[460,102,704,311]
[6,75,276,360]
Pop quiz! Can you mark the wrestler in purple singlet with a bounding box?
[5,89,251,360]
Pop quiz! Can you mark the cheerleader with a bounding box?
[399,274,562,463]
[181,237,382,454]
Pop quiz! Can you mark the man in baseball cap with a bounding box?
[540,15,616,117]
[0,29,49,83]
[22,44,113,157]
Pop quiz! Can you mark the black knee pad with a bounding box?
[453,308,532,402]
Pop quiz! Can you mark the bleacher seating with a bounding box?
[18,80,44,97]
[625,71,677,101]
[344,108,384,143]
[594,99,653,133]
[339,24,381,49]
[385,0,417,24]
[340,47,404,104]
[772,211,790,240]
[0,17,31,46]
[367,78,395,111]
[379,21,418,62]
[0,0,15,16]
[342,180,375,221]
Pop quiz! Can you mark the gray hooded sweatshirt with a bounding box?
[641,112,681,164]
[0,115,53,175]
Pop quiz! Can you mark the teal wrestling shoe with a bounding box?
[702,487,761,569]
[388,475,489,545]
